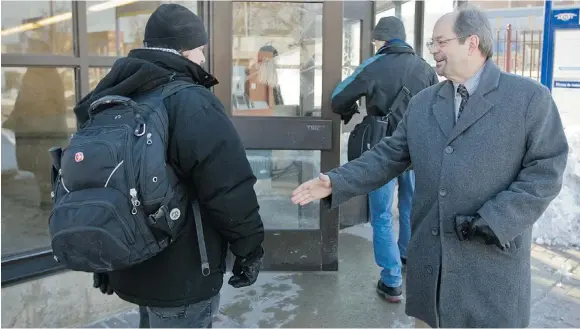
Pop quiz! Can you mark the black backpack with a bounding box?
[347,46,421,161]
[48,80,209,275]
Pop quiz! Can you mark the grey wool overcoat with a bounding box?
[325,60,568,328]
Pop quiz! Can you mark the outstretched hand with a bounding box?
[291,173,332,206]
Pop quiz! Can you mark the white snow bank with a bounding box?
[533,127,580,247]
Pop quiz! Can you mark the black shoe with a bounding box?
[401,257,407,265]
[376,280,403,303]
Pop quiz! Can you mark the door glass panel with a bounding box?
[247,150,320,229]
[342,19,361,80]
[232,2,323,117]
[341,19,362,165]
[374,0,416,49]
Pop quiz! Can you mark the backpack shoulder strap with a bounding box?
[139,80,199,124]
[158,79,211,277]
[382,60,427,116]
[405,57,430,91]
[161,80,200,99]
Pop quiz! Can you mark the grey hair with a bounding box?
[453,5,494,59]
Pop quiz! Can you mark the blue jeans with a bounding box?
[139,294,220,328]
[369,170,415,288]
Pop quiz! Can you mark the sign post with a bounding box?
[541,1,580,127]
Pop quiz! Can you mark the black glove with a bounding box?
[93,273,114,295]
[340,104,360,125]
[454,215,510,250]
[228,246,264,288]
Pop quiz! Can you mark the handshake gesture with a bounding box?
[291,173,333,206]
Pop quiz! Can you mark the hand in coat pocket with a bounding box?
[454,215,511,251]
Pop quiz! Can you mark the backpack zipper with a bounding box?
[59,169,70,193]
[129,188,141,215]
[104,161,124,187]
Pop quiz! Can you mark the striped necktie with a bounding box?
[456,84,469,120]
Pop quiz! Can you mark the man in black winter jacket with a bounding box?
[331,17,438,303]
[75,4,264,328]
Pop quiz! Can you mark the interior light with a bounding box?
[88,0,138,12]
[0,0,137,37]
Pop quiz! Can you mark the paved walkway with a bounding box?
[86,224,580,328]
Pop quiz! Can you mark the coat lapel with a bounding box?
[447,60,501,144]
[432,82,455,138]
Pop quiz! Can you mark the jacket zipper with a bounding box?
[124,124,152,247]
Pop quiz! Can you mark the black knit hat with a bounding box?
[372,16,406,42]
[143,4,208,51]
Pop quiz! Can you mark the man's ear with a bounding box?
[468,35,480,56]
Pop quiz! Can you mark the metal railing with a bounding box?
[494,24,543,81]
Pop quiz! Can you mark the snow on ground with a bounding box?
[533,127,580,247]
[215,273,303,328]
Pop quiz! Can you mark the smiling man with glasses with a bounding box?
[292,5,568,328]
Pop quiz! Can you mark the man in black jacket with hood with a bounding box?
[331,17,438,303]
[76,4,264,328]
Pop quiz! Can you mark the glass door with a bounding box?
[210,1,344,271]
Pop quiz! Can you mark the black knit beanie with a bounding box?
[372,16,406,42]
[143,4,208,51]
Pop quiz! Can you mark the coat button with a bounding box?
[445,146,454,154]
[431,227,439,236]
[426,265,434,274]
[439,188,447,196]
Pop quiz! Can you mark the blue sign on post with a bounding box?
[541,3,580,89]
[541,2,580,127]
[552,8,580,27]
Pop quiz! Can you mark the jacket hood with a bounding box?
[74,48,218,126]
[376,39,413,55]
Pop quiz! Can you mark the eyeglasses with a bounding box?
[426,37,458,50]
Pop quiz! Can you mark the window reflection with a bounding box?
[89,67,111,91]
[0,1,73,55]
[1,67,75,256]
[87,1,199,56]
[232,2,323,117]
[247,150,320,230]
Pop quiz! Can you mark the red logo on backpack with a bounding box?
[75,152,84,162]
